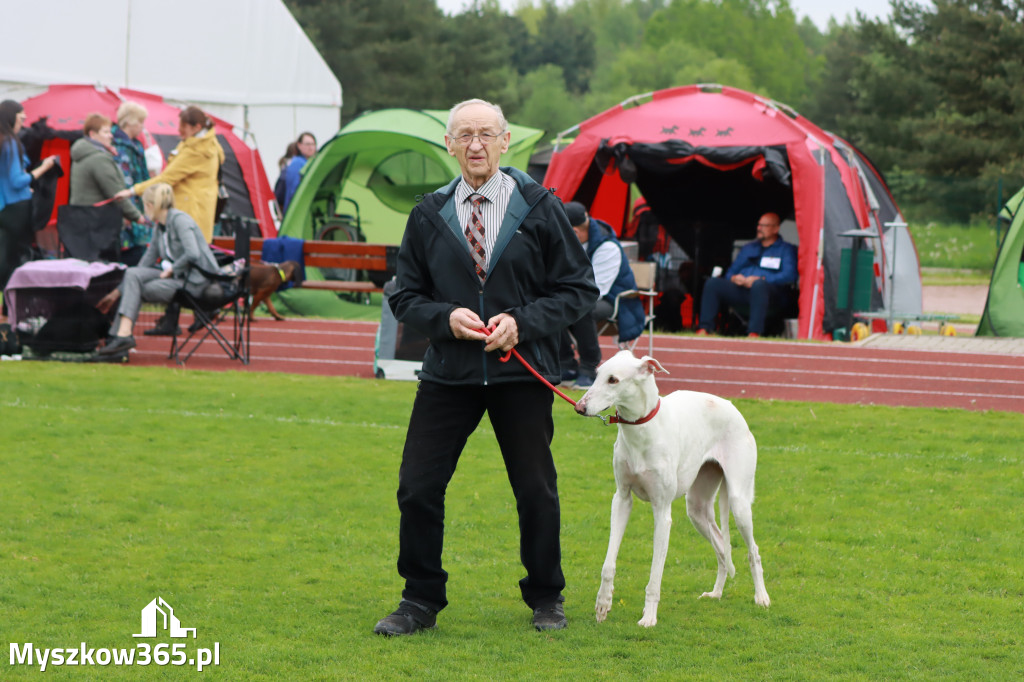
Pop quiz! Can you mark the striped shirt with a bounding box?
[453,171,515,272]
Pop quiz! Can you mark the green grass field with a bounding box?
[910,221,1000,272]
[2,364,1022,680]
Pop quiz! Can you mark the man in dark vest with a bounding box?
[559,201,644,388]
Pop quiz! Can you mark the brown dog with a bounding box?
[249,261,300,321]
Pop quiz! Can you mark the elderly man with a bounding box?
[696,212,798,338]
[559,201,644,388]
[374,99,597,636]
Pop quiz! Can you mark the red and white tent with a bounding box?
[21,83,277,237]
[543,84,921,340]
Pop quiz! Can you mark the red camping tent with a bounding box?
[543,84,921,340]
[20,83,277,238]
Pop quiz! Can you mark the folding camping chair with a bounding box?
[168,229,251,365]
[597,260,658,357]
[56,202,122,262]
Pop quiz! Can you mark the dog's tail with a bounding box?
[718,479,736,578]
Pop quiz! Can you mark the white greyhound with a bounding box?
[574,350,770,627]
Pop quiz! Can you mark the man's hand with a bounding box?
[483,313,518,352]
[96,289,121,314]
[731,274,760,289]
[449,307,489,342]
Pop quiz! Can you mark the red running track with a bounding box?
[126,314,1024,413]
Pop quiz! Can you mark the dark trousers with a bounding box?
[558,299,612,378]
[699,277,793,335]
[396,380,564,612]
[0,199,33,299]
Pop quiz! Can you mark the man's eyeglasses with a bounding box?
[452,132,504,146]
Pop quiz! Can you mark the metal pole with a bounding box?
[884,220,906,332]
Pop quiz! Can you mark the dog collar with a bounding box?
[277,267,287,282]
[609,399,661,425]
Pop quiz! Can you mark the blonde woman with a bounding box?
[116,105,224,242]
[111,101,152,263]
[97,183,220,356]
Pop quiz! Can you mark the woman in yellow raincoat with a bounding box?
[117,106,224,242]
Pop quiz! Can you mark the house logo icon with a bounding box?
[132,597,197,638]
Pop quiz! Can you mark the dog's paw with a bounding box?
[637,611,657,628]
[699,590,723,600]
[755,592,771,608]
[595,591,613,623]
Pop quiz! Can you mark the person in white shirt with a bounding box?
[559,201,643,388]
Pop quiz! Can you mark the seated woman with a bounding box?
[69,113,143,223]
[97,183,220,356]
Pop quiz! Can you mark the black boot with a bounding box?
[144,303,181,336]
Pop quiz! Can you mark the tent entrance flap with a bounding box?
[596,140,797,278]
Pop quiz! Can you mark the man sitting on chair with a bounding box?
[559,201,644,388]
[696,212,798,338]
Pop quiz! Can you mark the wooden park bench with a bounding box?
[212,236,398,297]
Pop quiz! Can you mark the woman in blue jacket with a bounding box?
[0,100,58,297]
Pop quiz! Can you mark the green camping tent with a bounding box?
[977,184,1024,336]
[274,108,544,317]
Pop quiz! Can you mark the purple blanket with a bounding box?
[3,259,126,326]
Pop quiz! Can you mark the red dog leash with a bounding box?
[477,327,661,425]
[476,327,578,407]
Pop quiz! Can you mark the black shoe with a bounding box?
[373,600,437,636]
[532,602,567,631]
[188,318,206,334]
[98,335,136,356]
[144,322,181,336]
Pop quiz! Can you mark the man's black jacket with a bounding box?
[390,166,598,386]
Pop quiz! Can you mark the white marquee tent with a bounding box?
[0,0,341,187]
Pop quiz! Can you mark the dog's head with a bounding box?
[279,260,301,284]
[574,350,668,417]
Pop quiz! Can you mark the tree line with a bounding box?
[284,0,1024,221]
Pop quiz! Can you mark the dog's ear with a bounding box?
[639,356,669,376]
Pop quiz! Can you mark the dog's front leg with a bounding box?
[265,297,286,321]
[639,501,672,627]
[596,488,632,623]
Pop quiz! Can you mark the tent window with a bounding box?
[368,152,451,213]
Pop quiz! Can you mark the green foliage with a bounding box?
[807,1,1024,219]
[514,65,590,135]
[285,0,452,119]
[2,365,1023,679]
[588,41,755,107]
[442,4,526,107]
[519,3,597,94]
[644,0,822,106]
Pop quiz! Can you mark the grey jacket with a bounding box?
[69,138,141,221]
[138,209,220,295]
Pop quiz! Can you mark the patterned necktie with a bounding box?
[466,193,487,282]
